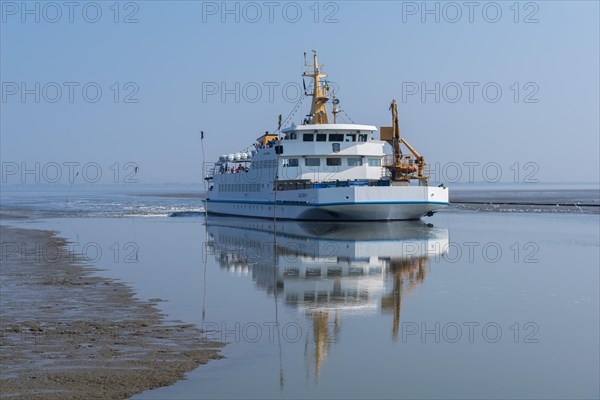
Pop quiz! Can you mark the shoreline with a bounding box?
[0,224,223,400]
[449,202,598,214]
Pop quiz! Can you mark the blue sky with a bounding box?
[1,1,598,184]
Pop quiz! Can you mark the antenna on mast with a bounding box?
[332,94,340,124]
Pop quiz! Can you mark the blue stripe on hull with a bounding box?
[206,199,448,221]
[206,199,449,207]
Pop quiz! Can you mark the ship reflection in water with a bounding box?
[205,216,449,380]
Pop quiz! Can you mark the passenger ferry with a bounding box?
[205,51,449,220]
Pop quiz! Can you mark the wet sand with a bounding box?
[450,202,599,214]
[450,188,599,214]
[0,224,223,400]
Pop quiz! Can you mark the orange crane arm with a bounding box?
[400,137,422,160]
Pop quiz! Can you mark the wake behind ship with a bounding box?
[205,51,449,220]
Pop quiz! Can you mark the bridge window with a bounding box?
[316,133,327,142]
[329,133,344,142]
[358,134,368,142]
[368,158,382,167]
[305,158,321,167]
[345,134,356,142]
[348,157,362,166]
[287,158,299,167]
[303,133,314,142]
[326,158,341,166]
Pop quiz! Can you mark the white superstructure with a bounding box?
[205,52,448,220]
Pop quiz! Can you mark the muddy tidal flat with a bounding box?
[0,225,223,400]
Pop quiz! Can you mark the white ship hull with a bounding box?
[207,185,448,221]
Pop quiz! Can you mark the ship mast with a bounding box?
[303,50,330,124]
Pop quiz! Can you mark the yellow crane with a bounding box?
[381,100,428,185]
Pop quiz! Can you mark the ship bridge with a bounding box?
[281,123,378,135]
[275,122,385,182]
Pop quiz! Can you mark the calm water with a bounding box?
[2,185,599,399]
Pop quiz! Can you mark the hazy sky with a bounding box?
[1,1,598,185]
